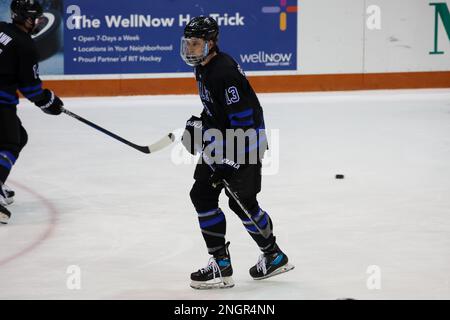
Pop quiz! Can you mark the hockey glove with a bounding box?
[35,89,63,115]
[182,115,204,155]
[209,160,241,188]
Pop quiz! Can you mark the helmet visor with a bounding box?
[180,37,209,67]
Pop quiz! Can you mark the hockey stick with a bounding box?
[195,112,271,239]
[221,179,271,239]
[62,108,175,154]
[204,158,271,239]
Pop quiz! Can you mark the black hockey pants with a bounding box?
[189,161,276,255]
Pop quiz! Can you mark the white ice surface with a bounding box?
[0,89,449,300]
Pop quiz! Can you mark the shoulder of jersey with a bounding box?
[211,53,244,79]
[0,23,28,45]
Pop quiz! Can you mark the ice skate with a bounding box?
[190,242,234,289]
[0,183,14,206]
[0,204,11,224]
[249,244,294,280]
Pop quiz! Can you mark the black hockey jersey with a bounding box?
[0,22,45,107]
[195,52,267,164]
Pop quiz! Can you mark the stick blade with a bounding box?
[147,133,175,153]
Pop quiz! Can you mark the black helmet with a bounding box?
[184,16,219,42]
[11,0,43,23]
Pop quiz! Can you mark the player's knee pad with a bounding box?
[189,182,219,212]
[228,195,259,218]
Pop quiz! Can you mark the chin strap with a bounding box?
[200,45,219,64]
[209,44,219,54]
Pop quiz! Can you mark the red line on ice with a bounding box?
[0,180,58,267]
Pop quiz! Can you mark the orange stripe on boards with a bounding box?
[42,72,450,97]
[44,78,197,97]
[248,72,450,93]
[286,6,298,13]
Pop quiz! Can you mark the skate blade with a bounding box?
[0,212,10,224]
[253,263,295,280]
[190,276,235,290]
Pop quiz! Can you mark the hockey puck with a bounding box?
[335,174,345,179]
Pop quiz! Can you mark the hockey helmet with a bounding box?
[184,16,219,42]
[11,0,43,23]
[181,16,219,66]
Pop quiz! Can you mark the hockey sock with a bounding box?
[196,208,227,255]
[0,151,16,183]
[242,207,276,253]
[229,198,276,253]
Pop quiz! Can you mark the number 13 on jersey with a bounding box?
[225,86,240,105]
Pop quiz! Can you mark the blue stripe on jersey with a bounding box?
[19,83,42,93]
[230,119,255,127]
[0,98,18,105]
[23,89,44,99]
[0,91,17,100]
[228,108,253,120]
[0,91,18,104]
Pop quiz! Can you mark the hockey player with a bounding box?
[180,16,294,289]
[0,0,64,224]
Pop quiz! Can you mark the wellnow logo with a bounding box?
[430,2,450,54]
[240,51,293,67]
